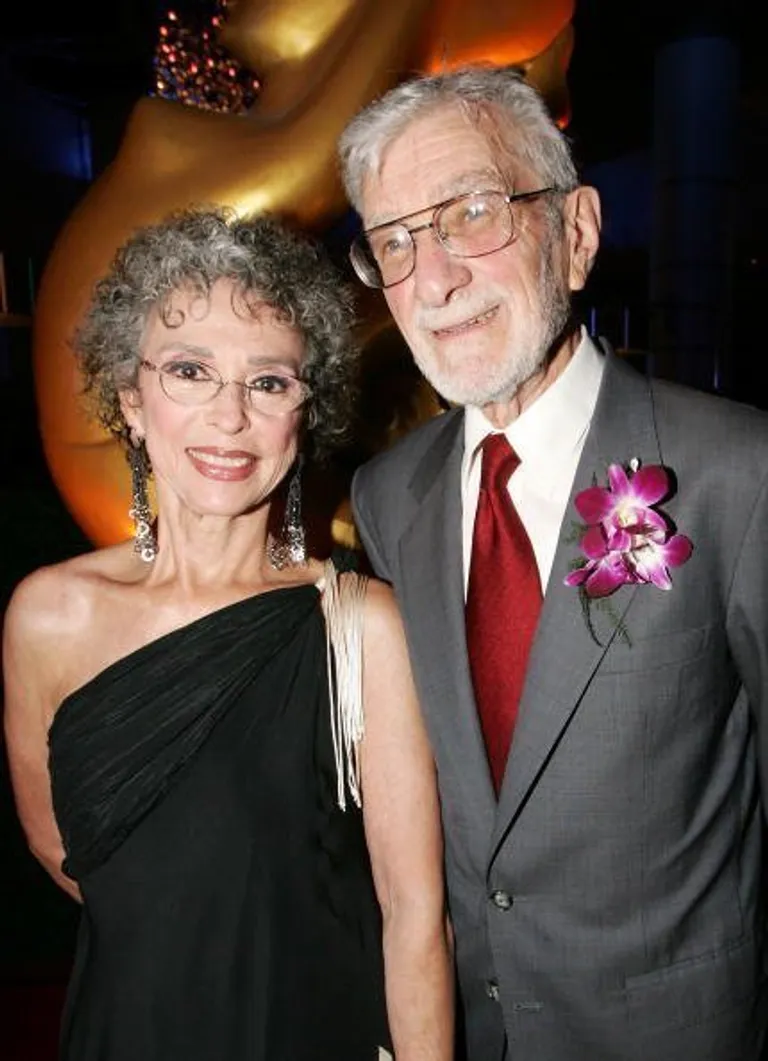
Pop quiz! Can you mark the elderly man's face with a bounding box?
[360,104,599,408]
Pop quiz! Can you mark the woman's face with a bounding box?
[120,279,306,522]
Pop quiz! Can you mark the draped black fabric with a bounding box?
[49,584,390,1061]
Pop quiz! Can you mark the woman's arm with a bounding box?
[359,579,454,1061]
[2,570,83,902]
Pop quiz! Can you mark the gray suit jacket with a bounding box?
[352,346,768,1061]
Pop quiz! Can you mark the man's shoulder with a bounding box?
[650,373,768,448]
[355,407,463,491]
[604,344,768,447]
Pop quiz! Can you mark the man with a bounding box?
[338,65,768,1061]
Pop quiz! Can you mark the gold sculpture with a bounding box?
[33,0,574,546]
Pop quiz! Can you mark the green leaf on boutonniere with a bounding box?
[577,586,632,649]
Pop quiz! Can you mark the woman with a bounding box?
[3,208,453,1061]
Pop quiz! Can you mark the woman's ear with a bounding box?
[119,387,145,438]
[564,185,601,293]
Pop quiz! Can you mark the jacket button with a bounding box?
[485,979,501,1002]
[490,889,513,910]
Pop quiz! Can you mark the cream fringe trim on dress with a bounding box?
[321,564,396,1061]
[320,560,368,811]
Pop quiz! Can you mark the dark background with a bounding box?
[0,0,765,1055]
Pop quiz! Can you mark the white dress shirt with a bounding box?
[461,329,605,595]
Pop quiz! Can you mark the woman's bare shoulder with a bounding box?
[4,543,137,645]
[359,577,403,641]
[2,546,136,723]
[361,574,395,601]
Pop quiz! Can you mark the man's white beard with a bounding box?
[413,238,573,408]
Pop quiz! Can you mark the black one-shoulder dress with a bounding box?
[49,584,390,1061]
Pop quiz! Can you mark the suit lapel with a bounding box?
[490,347,663,861]
[397,410,497,849]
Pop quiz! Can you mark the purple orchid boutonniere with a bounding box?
[564,459,693,609]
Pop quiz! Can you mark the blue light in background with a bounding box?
[584,150,652,249]
[0,65,92,181]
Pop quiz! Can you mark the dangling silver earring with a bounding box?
[268,455,307,570]
[128,431,157,563]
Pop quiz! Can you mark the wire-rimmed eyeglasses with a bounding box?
[349,187,556,289]
[139,359,309,416]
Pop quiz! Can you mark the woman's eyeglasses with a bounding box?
[139,359,309,416]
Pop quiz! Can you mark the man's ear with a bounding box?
[564,185,601,293]
[119,387,145,438]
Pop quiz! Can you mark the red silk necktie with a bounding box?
[466,434,542,794]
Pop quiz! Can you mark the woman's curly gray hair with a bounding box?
[73,206,358,460]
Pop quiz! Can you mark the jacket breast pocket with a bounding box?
[600,623,712,675]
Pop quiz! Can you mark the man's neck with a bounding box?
[478,328,582,429]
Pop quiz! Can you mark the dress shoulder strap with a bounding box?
[319,559,369,810]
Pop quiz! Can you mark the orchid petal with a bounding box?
[582,525,609,560]
[646,562,673,590]
[584,559,629,598]
[606,526,633,552]
[633,508,669,540]
[631,545,673,589]
[585,564,627,598]
[607,464,630,495]
[574,486,614,524]
[663,534,694,567]
[564,565,591,587]
[620,507,667,536]
[620,551,646,583]
[629,464,668,505]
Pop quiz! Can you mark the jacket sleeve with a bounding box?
[351,465,393,584]
[726,464,768,819]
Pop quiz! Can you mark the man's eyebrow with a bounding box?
[366,168,506,230]
[437,168,507,197]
